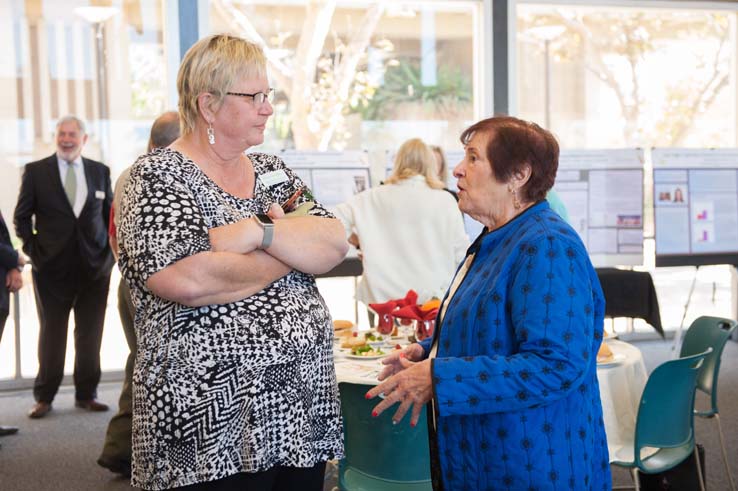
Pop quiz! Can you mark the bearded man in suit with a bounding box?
[14,115,114,419]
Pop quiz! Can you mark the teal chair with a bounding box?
[612,349,711,491]
[679,316,738,491]
[338,382,432,491]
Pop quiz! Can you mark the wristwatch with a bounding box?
[253,213,274,249]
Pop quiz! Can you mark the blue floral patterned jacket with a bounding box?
[420,201,611,490]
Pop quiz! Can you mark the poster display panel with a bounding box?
[279,150,371,209]
[652,148,738,267]
[554,149,644,267]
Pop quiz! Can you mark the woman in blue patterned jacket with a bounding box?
[367,116,611,490]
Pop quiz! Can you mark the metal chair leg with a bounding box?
[612,469,639,490]
[695,446,706,491]
[715,414,737,491]
[633,468,640,491]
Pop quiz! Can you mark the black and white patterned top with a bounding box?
[118,148,344,490]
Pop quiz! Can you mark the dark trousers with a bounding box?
[0,308,7,341]
[32,267,112,403]
[172,462,327,491]
[99,280,136,463]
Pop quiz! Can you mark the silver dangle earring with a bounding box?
[207,122,215,145]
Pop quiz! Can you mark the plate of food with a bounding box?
[596,343,625,366]
[602,329,619,340]
[333,319,355,333]
[597,343,625,367]
[346,345,387,360]
[597,353,626,367]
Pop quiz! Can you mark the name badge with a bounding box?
[259,169,289,187]
[95,190,106,199]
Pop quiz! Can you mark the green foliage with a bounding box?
[353,61,472,121]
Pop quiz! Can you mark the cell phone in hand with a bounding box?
[281,188,303,212]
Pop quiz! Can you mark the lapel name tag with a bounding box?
[95,190,106,199]
[259,169,289,187]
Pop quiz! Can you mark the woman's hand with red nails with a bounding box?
[366,357,432,427]
[377,343,425,382]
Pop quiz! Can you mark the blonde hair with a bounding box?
[385,139,445,189]
[177,34,267,135]
[430,145,448,183]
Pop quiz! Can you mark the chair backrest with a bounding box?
[634,349,710,469]
[338,382,431,482]
[679,315,737,414]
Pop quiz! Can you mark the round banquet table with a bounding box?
[334,339,648,478]
[595,339,649,463]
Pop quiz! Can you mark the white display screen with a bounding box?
[653,148,738,266]
[554,149,645,267]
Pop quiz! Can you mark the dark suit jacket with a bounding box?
[0,211,18,312]
[13,154,114,279]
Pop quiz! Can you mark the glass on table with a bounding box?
[414,319,435,341]
[377,312,394,336]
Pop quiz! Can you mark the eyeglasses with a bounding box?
[225,88,275,105]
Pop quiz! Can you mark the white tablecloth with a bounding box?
[596,339,648,463]
[334,350,387,385]
[333,338,648,463]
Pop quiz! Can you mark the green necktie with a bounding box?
[64,161,76,206]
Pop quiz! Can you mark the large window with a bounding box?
[516,3,736,149]
[0,0,171,382]
[208,1,479,156]
[8,1,728,382]
[515,2,738,334]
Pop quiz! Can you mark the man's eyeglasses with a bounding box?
[226,88,275,105]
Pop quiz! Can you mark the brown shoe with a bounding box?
[28,402,52,419]
[75,399,109,412]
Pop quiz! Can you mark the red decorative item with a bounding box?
[392,304,438,340]
[396,290,418,308]
[369,291,425,336]
[368,300,398,335]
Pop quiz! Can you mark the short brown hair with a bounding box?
[177,34,267,135]
[459,116,559,202]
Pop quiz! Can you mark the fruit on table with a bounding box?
[420,298,441,311]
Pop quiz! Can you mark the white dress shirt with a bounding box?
[334,175,470,305]
[57,155,88,217]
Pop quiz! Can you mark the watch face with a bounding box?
[255,213,274,225]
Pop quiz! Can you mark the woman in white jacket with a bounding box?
[335,139,469,309]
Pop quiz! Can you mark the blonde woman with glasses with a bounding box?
[117,34,348,490]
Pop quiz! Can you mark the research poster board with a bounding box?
[652,148,738,267]
[553,149,644,267]
[384,149,484,239]
[279,150,371,209]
